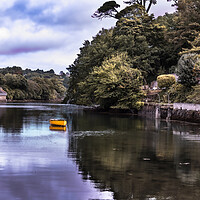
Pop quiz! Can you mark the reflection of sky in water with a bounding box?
[173,131,200,142]
[0,103,114,200]
[3,103,200,199]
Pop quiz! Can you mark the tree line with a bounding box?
[0,66,69,101]
[65,0,200,109]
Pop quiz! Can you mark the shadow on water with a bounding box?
[67,111,200,200]
[0,107,24,134]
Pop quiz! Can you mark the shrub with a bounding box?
[13,89,26,100]
[78,53,145,109]
[157,74,176,89]
[177,54,199,87]
[168,83,192,103]
[186,85,200,104]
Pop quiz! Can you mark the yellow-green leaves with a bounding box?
[78,53,145,109]
[157,74,176,89]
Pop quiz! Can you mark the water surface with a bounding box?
[0,103,200,200]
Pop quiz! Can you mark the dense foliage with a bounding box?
[92,0,162,19]
[177,54,199,88]
[157,74,176,89]
[77,53,145,109]
[66,29,114,104]
[164,0,200,54]
[67,0,200,107]
[0,67,68,101]
[167,83,190,103]
[68,5,174,106]
[186,85,200,104]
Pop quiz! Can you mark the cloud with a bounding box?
[1,0,110,28]
[0,18,68,55]
[0,0,116,56]
[0,0,175,73]
[0,48,73,72]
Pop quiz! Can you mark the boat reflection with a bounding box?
[49,126,67,131]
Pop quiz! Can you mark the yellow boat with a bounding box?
[49,126,67,131]
[49,119,67,126]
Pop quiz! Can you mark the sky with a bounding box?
[0,0,175,74]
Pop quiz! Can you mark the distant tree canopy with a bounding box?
[0,67,68,101]
[0,66,23,75]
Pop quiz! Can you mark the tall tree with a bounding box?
[181,34,200,55]
[67,29,114,103]
[167,0,200,53]
[92,0,153,19]
[177,54,199,87]
[112,5,169,82]
[156,13,181,70]
[67,0,179,104]
[180,33,200,73]
[92,1,120,19]
[78,53,144,109]
[92,0,173,19]
[123,0,157,13]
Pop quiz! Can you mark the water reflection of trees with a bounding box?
[0,104,75,134]
[0,108,24,133]
[0,107,53,134]
[68,113,200,199]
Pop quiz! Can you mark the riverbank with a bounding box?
[7,99,63,103]
[5,100,200,124]
[138,103,200,123]
[84,103,200,124]
[83,106,137,116]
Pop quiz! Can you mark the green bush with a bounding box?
[0,73,5,85]
[5,74,28,90]
[157,74,176,89]
[78,53,145,109]
[186,85,200,104]
[27,80,42,100]
[13,89,26,100]
[168,83,192,103]
[177,54,199,87]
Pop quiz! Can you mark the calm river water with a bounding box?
[1,103,200,200]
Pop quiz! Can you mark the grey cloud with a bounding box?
[0,0,116,67]
[0,44,59,55]
[4,0,48,20]
[2,0,96,30]
[0,32,66,55]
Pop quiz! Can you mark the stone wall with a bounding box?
[173,103,200,111]
[138,103,200,123]
[171,109,200,123]
[138,103,157,118]
[138,103,172,119]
